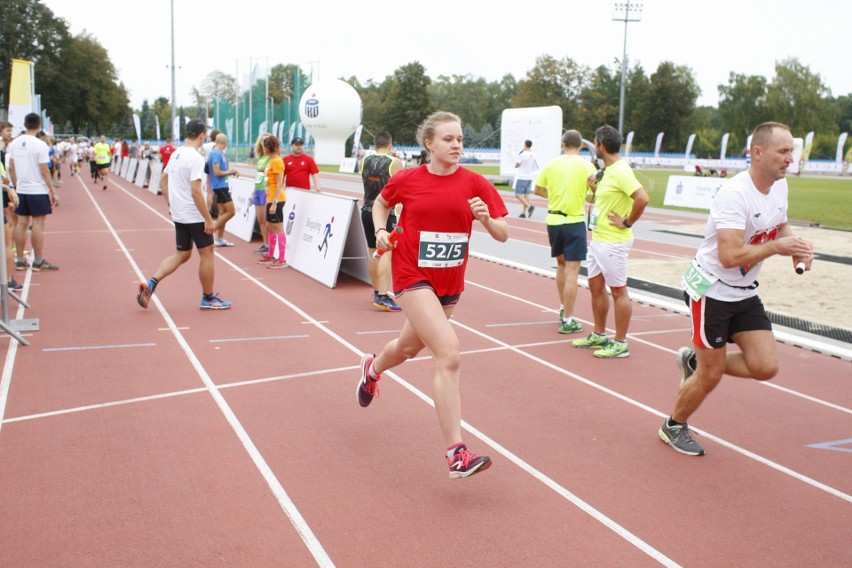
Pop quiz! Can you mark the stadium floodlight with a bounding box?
[612,1,643,136]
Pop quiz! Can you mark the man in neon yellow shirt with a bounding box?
[535,129,597,335]
[93,135,111,191]
[572,124,649,358]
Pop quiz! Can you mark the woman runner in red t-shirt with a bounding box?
[355,111,509,479]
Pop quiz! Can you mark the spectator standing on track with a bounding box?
[136,119,232,311]
[7,113,60,272]
[571,124,649,359]
[0,124,22,291]
[256,135,288,269]
[251,133,272,256]
[159,138,176,170]
[356,111,509,479]
[93,135,111,190]
[283,137,320,192]
[514,139,538,218]
[360,131,403,312]
[659,122,814,456]
[534,130,598,335]
[113,139,122,168]
[208,133,239,248]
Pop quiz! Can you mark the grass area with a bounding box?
[324,164,852,230]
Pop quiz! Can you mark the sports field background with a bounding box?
[327,164,851,231]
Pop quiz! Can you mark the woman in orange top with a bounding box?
[257,136,287,268]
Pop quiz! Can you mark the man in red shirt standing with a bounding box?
[159,138,177,169]
[283,137,320,191]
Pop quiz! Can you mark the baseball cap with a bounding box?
[291,137,305,145]
[185,119,206,138]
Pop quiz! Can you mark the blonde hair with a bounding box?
[255,132,272,157]
[416,111,461,153]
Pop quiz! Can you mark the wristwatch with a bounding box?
[623,219,633,228]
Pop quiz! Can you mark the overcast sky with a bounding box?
[41,0,851,112]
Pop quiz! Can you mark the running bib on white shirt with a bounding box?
[418,231,468,268]
[682,260,718,301]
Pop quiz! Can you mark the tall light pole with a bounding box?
[613,1,643,135]
[169,0,176,138]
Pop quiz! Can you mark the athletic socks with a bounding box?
[367,361,381,381]
[446,443,464,461]
[149,276,159,293]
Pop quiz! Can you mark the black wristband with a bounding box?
[375,227,388,236]
[623,219,633,228]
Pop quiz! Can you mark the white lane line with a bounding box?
[377,364,682,567]
[0,267,34,432]
[84,179,336,568]
[42,342,157,352]
[464,274,852,414]
[485,320,554,328]
[209,335,309,343]
[459,280,852,504]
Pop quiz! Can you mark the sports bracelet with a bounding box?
[375,228,388,236]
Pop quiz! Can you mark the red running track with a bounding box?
[0,170,849,567]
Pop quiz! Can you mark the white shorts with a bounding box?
[587,240,633,287]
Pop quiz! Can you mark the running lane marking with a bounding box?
[85,178,336,568]
[461,278,852,503]
[42,343,156,352]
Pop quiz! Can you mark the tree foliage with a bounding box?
[382,62,433,146]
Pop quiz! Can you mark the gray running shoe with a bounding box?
[676,347,697,385]
[659,419,705,456]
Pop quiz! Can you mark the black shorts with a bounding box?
[266,202,285,224]
[15,194,52,217]
[97,162,110,170]
[212,188,233,204]
[361,207,397,249]
[685,292,772,349]
[547,222,587,261]
[396,280,461,307]
[175,221,214,251]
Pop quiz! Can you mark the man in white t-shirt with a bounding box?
[136,119,232,310]
[659,122,814,456]
[7,113,60,271]
[513,140,538,218]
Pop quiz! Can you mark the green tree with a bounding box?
[383,62,433,145]
[766,58,837,135]
[718,72,770,151]
[513,55,588,128]
[0,0,70,111]
[632,61,699,151]
[53,33,130,134]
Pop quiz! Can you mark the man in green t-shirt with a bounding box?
[534,129,597,335]
[572,125,649,359]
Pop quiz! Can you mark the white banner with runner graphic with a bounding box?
[223,176,257,242]
[282,188,369,288]
[663,175,724,210]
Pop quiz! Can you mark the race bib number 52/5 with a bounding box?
[418,231,469,268]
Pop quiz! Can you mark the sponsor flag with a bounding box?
[133,113,142,142]
[654,132,664,157]
[685,133,696,158]
[836,132,848,163]
[156,115,161,141]
[8,59,34,134]
[720,132,730,159]
[624,131,634,156]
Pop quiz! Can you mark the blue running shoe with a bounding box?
[200,293,232,310]
[137,280,154,309]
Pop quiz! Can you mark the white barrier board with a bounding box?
[147,161,162,196]
[663,175,724,210]
[282,188,370,288]
[134,160,149,188]
[223,176,257,243]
